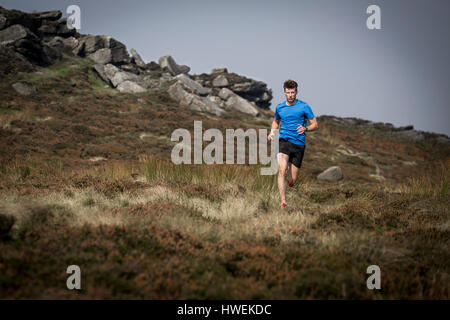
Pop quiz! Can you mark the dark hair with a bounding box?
[283,80,298,91]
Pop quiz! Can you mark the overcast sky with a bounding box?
[3,0,449,136]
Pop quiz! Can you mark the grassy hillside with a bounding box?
[0,54,449,299]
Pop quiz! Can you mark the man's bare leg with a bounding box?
[277,153,289,206]
[286,162,292,184]
[288,163,300,186]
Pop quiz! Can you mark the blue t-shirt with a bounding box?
[274,99,315,146]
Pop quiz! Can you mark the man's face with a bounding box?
[284,88,297,103]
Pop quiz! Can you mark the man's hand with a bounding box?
[269,118,280,141]
[297,124,307,134]
[299,117,318,134]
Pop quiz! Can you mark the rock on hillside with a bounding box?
[0,6,271,118]
[192,67,273,110]
[320,115,450,144]
[0,7,76,67]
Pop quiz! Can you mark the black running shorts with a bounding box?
[278,138,306,168]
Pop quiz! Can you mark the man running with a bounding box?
[267,80,318,209]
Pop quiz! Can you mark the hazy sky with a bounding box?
[3,0,449,136]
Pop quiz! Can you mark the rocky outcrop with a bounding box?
[174,74,211,96]
[0,24,37,43]
[211,67,228,74]
[93,64,110,85]
[225,91,260,117]
[164,71,265,117]
[0,7,76,66]
[320,115,450,144]
[117,80,146,94]
[0,8,62,32]
[62,36,82,55]
[192,67,273,109]
[158,55,190,76]
[38,18,76,38]
[218,87,233,100]
[0,24,61,66]
[167,79,224,116]
[88,48,112,64]
[216,88,259,116]
[97,63,138,88]
[0,6,271,119]
[81,35,131,65]
[0,44,34,74]
[0,7,134,68]
[111,69,139,87]
[212,74,229,87]
[130,48,146,68]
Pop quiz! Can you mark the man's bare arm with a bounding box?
[307,117,318,131]
[268,118,280,141]
[297,117,318,134]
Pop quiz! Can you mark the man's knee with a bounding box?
[278,166,287,177]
